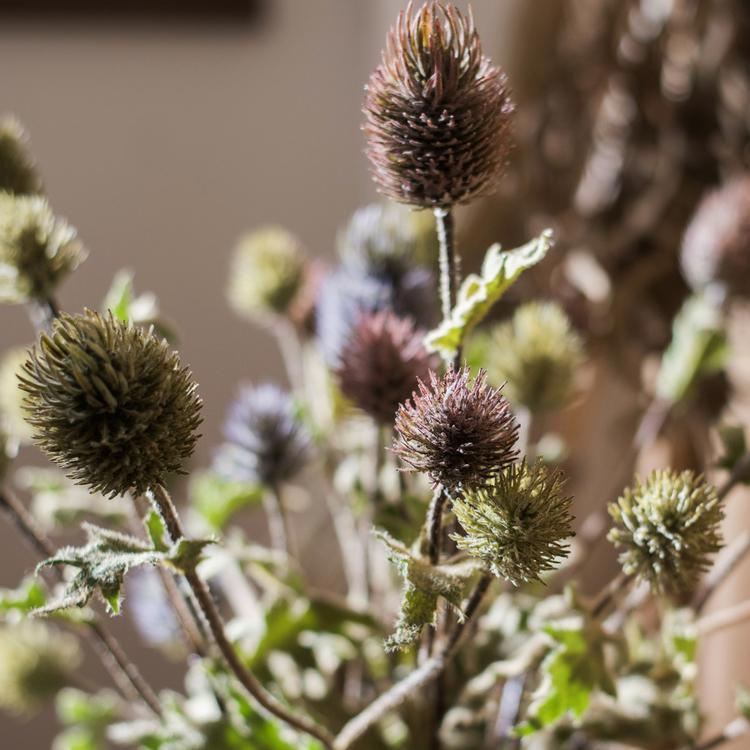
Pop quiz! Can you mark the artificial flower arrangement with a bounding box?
[0,3,749,749]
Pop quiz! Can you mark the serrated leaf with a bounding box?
[425,229,554,361]
[655,291,727,403]
[166,538,215,574]
[189,471,263,532]
[376,529,478,651]
[33,524,211,617]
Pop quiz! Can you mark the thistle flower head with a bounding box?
[19,311,203,498]
[336,310,436,424]
[339,202,438,275]
[364,1,514,208]
[214,383,311,487]
[680,176,750,298]
[393,367,519,492]
[485,301,584,413]
[608,470,724,594]
[0,622,80,714]
[0,116,41,195]
[0,194,86,304]
[227,226,306,318]
[316,260,436,366]
[452,460,573,585]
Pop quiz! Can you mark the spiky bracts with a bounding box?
[0,194,85,304]
[364,1,514,208]
[485,301,584,413]
[214,383,311,487]
[393,367,519,492]
[19,311,202,497]
[680,175,750,298]
[227,226,306,318]
[336,310,435,424]
[608,470,724,595]
[452,460,573,586]
[0,116,41,196]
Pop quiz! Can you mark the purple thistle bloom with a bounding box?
[214,383,311,487]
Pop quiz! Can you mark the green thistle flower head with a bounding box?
[484,301,583,413]
[608,470,724,594]
[0,194,86,304]
[19,310,203,498]
[452,460,573,586]
[0,116,41,196]
[227,226,305,318]
[0,622,80,714]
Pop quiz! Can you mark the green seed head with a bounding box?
[227,226,305,318]
[608,470,724,595]
[0,194,85,304]
[484,301,584,413]
[20,311,203,498]
[452,459,574,586]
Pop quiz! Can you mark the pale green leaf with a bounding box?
[425,229,554,361]
[655,291,727,403]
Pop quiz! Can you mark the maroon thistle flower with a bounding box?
[364,1,514,208]
[393,367,519,492]
[336,310,435,424]
[681,175,750,298]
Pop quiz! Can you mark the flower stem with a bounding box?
[434,207,461,368]
[696,597,750,637]
[264,483,292,557]
[427,486,449,565]
[591,571,631,618]
[148,484,334,748]
[0,484,162,715]
[333,573,492,750]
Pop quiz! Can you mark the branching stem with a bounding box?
[148,484,334,748]
[333,573,492,750]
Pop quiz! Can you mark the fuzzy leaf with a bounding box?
[425,229,553,360]
[34,523,213,616]
[376,529,478,651]
[655,291,727,403]
[515,615,615,736]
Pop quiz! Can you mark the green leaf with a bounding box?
[33,523,212,617]
[425,229,554,361]
[737,684,750,720]
[515,615,615,735]
[103,270,135,323]
[166,538,215,574]
[655,291,728,403]
[376,529,479,651]
[0,576,47,614]
[189,470,263,531]
[144,509,169,552]
[718,425,749,477]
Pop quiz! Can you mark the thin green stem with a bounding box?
[333,573,492,750]
[148,484,334,748]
